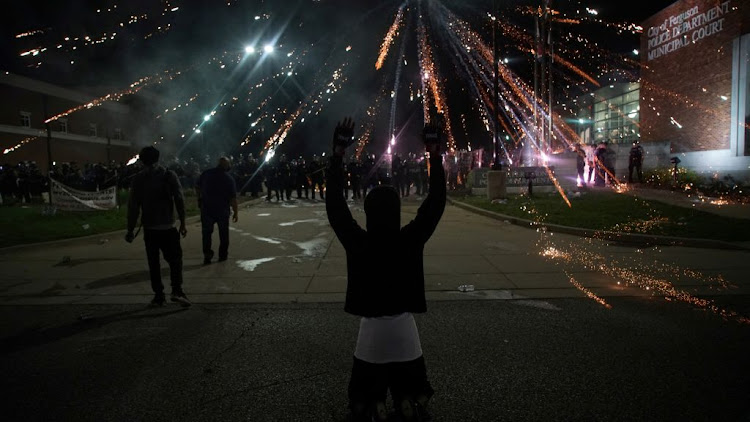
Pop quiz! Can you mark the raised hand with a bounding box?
[422,124,440,155]
[332,117,356,156]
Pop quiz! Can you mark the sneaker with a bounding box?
[414,401,432,422]
[148,294,166,307]
[170,291,192,307]
[347,402,387,422]
[372,401,388,421]
[397,399,415,421]
[203,250,214,265]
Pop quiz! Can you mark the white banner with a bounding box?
[51,179,117,211]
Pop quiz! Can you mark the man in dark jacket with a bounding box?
[126,146,190,307]
[196,157,239,265]
[327,117,445,422]
[628,141,644,183]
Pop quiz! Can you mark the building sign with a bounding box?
[469,167,556,189]
[469,168,489,188]
[51,179,117,211]
[505,167,555,187]
[647,0,732,61]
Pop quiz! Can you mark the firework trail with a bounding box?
[416,1,456,151]
[389,6,411,142]
[376,3,406,70]
[3,136,39,155]
[44,70,184,123]
[525,199,747,324]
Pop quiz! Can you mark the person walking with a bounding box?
[125,146,190,307]
[628,141,644,183]
[327,117,445,422]
[196,157,238,265]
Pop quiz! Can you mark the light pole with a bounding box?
[492,0,500,170]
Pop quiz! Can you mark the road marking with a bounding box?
[237,258,276,271]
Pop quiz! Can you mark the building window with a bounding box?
[89,123,97,137]
[58,119,68,133]
[113,128,122,140]
[20,111,31,128]
[744,36,750,156]
[731,33,749,157]
[591,85,640,144]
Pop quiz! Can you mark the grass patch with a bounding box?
[451,191,750,242]
[0,192,200,248]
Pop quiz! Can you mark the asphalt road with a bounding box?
[1,297,749,422]
[1,196,749,421]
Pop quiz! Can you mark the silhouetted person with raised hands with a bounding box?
[326,117,446,422]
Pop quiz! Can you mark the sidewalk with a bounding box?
[619,185,749,220]
[1,197,749,308]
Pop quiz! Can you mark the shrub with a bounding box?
[643,166,702,191]
[644,167,749,203]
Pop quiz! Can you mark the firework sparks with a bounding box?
[3,136,39,155]
[538,233,748,324]
[375,3,405,70]
[564,269,612,308]
[45,70,182,123]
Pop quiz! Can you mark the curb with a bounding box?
[0,197,263,253]
[447,197,750,251]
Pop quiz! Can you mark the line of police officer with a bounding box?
[227,152,432,202]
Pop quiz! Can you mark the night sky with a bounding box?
[0,0,677,160]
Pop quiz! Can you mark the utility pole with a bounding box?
[532,0,553,165]
[531,15,539,167]
[492,0,500,170]
[42,95,53,205]
[106,129,111,163]
[546,0,554,155]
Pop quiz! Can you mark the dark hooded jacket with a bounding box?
[326,154,446,317]
[127,165,185,231]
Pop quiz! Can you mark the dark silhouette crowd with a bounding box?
[1,146,483,207]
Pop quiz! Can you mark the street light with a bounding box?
[204,114,211,122]
[245,45,255,54]
[264,44,274,54]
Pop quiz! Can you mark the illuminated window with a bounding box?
[20,111,31,128]
[744,36,750,156]
[731,33,750,157]
[591,84,640,144]
[58,119,68,133]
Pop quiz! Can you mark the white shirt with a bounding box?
[354,312,423,364]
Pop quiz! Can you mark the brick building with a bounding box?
[640,0,750,179]
[0,72,137,172]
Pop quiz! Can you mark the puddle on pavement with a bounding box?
[252,235,283,244]
[512,300,562,311]
[279,219,326,227]
[237,258,276,271]
[293,237,328,257]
